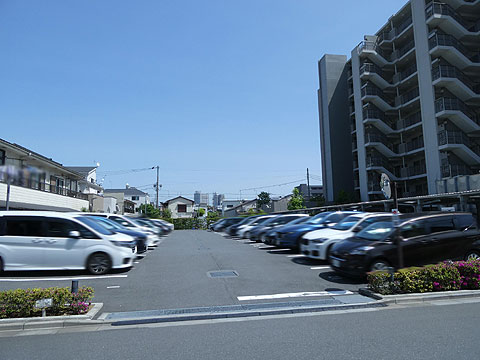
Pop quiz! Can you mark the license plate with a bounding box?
[331,259,341,268]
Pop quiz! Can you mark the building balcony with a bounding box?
[363,108,396,134]
[438,130,480,165]
[400,164,427,179]
[435,97,480,133]
[0,179,89,211]
[426,2,480,40]
[395,111,422,131]
[395,87,420,108]
[392,63,418,85]
[359,63,392,89]
[432,65,480,102]
[441,163,473,178]
[357,41,393,67]
[364,133,399,158]
[429,32,480,70]
[367,181,382,194]
[361,84,395,111]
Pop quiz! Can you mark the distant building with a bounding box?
[194,191,209,206]
[194,191,201,205]
[212,193,224,210]
[224,199,257,217]
[295,184,324,199]
[104,185,149,213]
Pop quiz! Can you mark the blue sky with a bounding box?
[0,0,407,202]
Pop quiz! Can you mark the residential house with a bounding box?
[163,196,195,218]
[0,138,89,211]
[224,199,257,217]
[65,166,108,212]
[104,185,150,213]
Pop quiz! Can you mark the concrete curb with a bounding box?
[0,303,103,332]
[107,302,386,326]
[360,289,480,304]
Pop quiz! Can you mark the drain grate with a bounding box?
[207,270,239,278]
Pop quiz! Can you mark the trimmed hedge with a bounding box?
[368,260,480,295]
[172,218,206,230]
[0,287,94,319]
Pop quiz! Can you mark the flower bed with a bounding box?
[368,260,480,295]
[0,287,94,319]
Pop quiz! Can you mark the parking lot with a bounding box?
[0,230,366,314]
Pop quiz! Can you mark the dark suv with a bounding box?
[329,212,480,278]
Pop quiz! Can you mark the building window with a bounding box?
[0,150,5,165]
[132,196,139,201]
[178,204,187,213]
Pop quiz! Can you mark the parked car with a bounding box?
[79,214,149,253]
[225,216,261,237]
[88,214,159,247]
[0,211,137,275]
[329,212,480,278]
[274,211,359,250]
[263,216,312,245]
[131,217,168,236]
[150,218,174,232]
[213,217,244,232]
[249,214,309,242]
[238,215,278,239]
[301,213,392,260]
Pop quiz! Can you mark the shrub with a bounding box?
[172,218,206,230]
[0,286,94,319]
[367,261,477,295]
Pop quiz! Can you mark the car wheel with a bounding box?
[369,259,390,272]
[87,253,112,275]
[465,250,480,261]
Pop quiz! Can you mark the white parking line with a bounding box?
[0,274,128,282]
[310,266,331,270]
[266,249,289,252]
[286,254,305,258]
[238,290,353,301]
[257,246,275,249]
[107,285,120,289]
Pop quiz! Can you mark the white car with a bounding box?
[100,214,159,247]
[237,215,277,239]
[0,211,136,274]
[300,213,393,260]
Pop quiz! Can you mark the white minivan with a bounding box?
[0,211,137,275]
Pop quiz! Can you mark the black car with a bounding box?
[213,217,244,232]
[329,212,480,278]
[225,216,260,236]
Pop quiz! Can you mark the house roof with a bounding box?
[104,187,148,196]
[228,199,256,211]
[0,138,84,179]
[164,196,194,204]
[65,166,97,176]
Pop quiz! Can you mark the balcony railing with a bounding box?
[0,178,88,201]
[406,137,425,152]
[435,97,480,124]
[360,63,383,77]
[441,163,472,178]
[396,17,413,35]
[358,41,391,62]
[361,84,393,105]
[403,164,427,177]
[429,33,480,63]
[432,65,480,93]
[395,40,415,60]
[438,130,480,156]
[399,111,422,129]
[426,2,471,31]
[401,87,420,105]
[367,182,382,192]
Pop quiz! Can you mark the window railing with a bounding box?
[0,178,88,200]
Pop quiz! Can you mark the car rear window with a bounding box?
[454,214,477,231]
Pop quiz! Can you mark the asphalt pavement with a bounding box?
[1,301,479,359]
[0,230,366,314]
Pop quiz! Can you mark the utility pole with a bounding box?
[155,166,159,209]
[306,168,311,200]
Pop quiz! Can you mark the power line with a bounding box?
[240,179,305,192]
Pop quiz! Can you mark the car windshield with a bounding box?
[88,216,124,231]
[306,213,330,224]
[289,217,310,225]
[355,221,395,241]
[76,216,115,236]
[332,215,364,231]
[251,217,272,225]
[131,218,153,228]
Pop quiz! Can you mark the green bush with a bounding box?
[0,286,94,319]
[367,261,476,295]
[172,218,206,230]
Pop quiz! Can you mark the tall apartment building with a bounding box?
[319,0,480,203]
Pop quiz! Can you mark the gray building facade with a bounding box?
[319,0,480,202]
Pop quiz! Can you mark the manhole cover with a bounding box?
[207,270,239,278]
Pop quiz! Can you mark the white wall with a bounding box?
[0,183,89,211]
[168,199,194,219]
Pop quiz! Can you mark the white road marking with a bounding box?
[286,254,305,258]
[238,290,353,301]
[257,246,275,249]
[134,261,140,264]
[0,274,128,282]
[310,266,331,270]
[266,248,289,252]
[107,285,120,289]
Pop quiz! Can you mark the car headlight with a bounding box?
[350,246,374,255]
[110,240,136,248]
[311,238,327,243]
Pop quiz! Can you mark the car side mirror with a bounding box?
[69,230,81,239]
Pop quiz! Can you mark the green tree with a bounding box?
[137,204,161,218]
[206,211,220,226]
[161,208,172,220]
[335,190,352,204]
[287,188,305,210]
[256,191,271,209]
[197,208,206,217]
[310,194,326,207]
